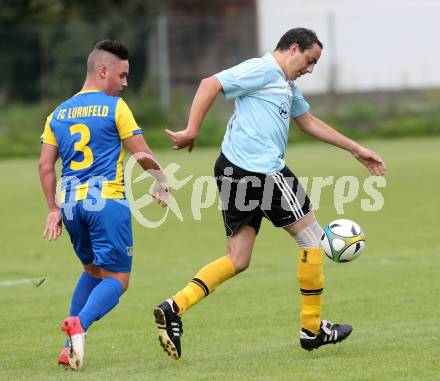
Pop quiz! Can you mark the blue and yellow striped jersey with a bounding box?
[40,90,142,201]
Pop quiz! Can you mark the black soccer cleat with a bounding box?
[154,299,183,360]
[300,320,352,351]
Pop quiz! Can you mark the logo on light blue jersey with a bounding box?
[279,102,289,119]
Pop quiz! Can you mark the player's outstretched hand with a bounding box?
[150,181,171,208]
[165,129,196,152]
[43,209,62,241]
[351,144,386,176]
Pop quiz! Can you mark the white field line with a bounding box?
[0,278,46,287]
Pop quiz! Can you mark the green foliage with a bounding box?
[0,102,53,157]
[0,0,164,102]
[1,139,439,380]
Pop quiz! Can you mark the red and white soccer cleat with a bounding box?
[60,317,86,370]
[58,347,70,367]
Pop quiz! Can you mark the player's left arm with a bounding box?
[116,98,170,207]
[39,143,62,241]
[123,134,170,207]
[294,111,386,176]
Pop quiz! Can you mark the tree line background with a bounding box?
[0,0,164,104]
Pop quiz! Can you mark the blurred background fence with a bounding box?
[1,0,439,157]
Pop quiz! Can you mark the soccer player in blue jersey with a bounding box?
[155,28,386,359]
[39,40,170,370]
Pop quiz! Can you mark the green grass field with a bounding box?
[0,137,439,381]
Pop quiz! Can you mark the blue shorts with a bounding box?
[61,199,133,272]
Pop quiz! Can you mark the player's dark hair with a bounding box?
[275,28,323,52]
[93,39,129,60]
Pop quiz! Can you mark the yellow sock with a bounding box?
[172,256,236,316]
[297,248,324,335]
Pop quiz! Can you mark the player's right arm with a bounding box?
[165,76,223,152]
[39,142,62,241]
[166,58,267,152]
[39,113,62,241]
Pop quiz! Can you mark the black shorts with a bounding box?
[214,152,312,237]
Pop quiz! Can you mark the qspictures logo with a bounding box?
[123,156,386,228]
[57,154,386,228]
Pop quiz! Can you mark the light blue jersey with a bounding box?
[215,53,310,174]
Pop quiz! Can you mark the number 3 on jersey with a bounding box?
[70,123,94,170]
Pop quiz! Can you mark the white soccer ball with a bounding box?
[320,219,365,262]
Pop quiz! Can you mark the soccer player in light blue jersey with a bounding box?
[155,28,386,359]
[39,40,170,370]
